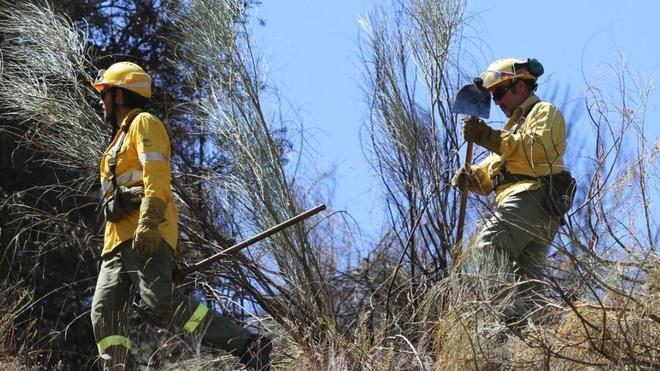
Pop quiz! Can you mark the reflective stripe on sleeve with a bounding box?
[138,151,168,164]
[183,303,210,333]
[97,335,132,354]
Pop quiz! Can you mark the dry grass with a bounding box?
[0,0,659,370]
[434,297,660,370]
[0,286,34,355]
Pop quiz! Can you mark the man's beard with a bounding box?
[104,109,117,133]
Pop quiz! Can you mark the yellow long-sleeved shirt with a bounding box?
[99,108,178,256]
[467,94,567,205]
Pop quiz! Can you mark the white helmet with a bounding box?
[479,58,543,89]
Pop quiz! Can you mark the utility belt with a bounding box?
[491,172,536,190]
[491,170,576,218]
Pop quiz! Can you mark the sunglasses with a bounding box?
[491,81,516,101]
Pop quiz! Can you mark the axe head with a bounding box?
[453,77,491,119]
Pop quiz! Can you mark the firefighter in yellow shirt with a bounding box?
[451,58,573,326]
[90,61,270,369]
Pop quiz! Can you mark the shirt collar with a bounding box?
[119,108,142,131]
[515,94,541,118]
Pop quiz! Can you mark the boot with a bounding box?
[238,334,272,370]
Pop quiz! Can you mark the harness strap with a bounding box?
[495,100,542,188]
[108,111,141,192]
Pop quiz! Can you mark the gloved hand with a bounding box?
[462,117,504,154]
[450,167,480,190]
[133,196,166,253]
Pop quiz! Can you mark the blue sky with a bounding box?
[251,1,660,243]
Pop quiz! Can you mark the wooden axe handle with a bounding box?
[455,141,473,260]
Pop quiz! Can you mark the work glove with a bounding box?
[450,167,481,190]
[462,117,504,154]
[133,196,166,254]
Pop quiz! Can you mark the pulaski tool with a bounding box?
[452,78,491,257]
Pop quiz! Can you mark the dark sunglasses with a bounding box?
[492,81,515,101]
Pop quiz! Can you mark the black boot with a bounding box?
[238,334,272,370]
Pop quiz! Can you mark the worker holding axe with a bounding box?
[451,58,573,326]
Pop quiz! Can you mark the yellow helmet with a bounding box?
[92,61,152,99]
[479,58,543,89]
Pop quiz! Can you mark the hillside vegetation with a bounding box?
[0,0,657,369]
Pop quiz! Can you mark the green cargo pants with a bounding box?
[473,188,560,324]
[90,240,252,367]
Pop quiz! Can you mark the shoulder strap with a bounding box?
[108,112,140,191]
[500,100,543,175]
[512,100,541,134]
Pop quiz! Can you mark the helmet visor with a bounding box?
[479,70,515,89]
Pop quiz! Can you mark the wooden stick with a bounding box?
[176,203,326,278]
[455,141,473,261]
